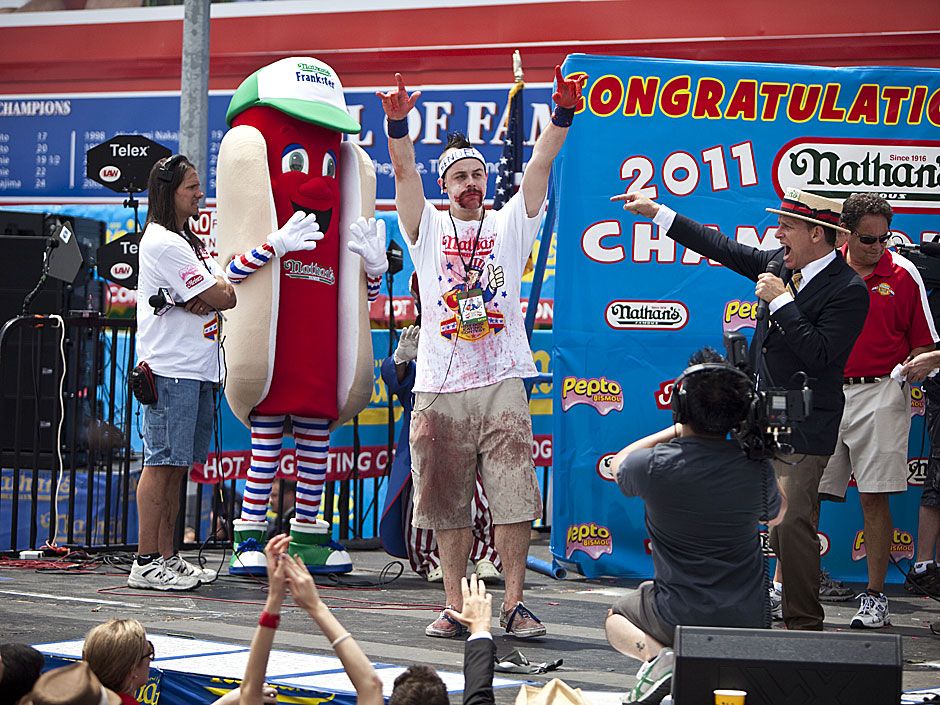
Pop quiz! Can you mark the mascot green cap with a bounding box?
[226,56,361,134]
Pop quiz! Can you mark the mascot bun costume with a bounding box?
[216,57,387,574]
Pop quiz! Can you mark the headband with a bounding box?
[438,147,486,178]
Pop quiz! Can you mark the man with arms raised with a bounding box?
[379,67,585,638]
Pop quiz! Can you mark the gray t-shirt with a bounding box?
[618,436,780,630]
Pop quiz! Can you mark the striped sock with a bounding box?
[240,414,285,522]
[367,274,381,302]
[292,416,330,523]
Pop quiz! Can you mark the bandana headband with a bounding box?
[438,147,486,178]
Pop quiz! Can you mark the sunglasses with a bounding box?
[142,640,155,661]
[854,232,891,245]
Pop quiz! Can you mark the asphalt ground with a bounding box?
[1,537,938,704]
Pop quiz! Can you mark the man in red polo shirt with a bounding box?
[818,193,937,629]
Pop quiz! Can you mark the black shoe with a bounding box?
[904,564,940,598]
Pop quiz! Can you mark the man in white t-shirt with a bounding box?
[129,154,237,591]
[378,67,586,638]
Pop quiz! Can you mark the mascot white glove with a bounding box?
[267,211,323,257]
[347,217,389,278]
[393,325,420,364]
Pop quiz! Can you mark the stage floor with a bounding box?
[1,536,938,703]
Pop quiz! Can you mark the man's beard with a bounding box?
[456,188,483,209]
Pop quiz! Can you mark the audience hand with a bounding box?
[445,575,493,634]
[263,534,291,608]
[282,553,324,614]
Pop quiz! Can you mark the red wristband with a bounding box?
[258,611,280,629]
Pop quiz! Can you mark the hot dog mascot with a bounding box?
[216,57,385,574]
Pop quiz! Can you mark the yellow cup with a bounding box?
[714,689,747,705]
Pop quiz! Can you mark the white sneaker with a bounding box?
[127,557,200,591]
[474,559,501,582]
[426,565,443,583]
[769,585,783,621]
[850,592,890,629]
[165,554,217,584]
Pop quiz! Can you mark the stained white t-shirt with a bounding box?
[405,191,543,393]
[136,222,225,383]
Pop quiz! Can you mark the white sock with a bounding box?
[773,581,783,592]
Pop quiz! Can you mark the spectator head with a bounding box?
[388,665,448,705]
[82,619,153,695]
[22,663,119,705]
[672,347,753,437]
[0,644,44,705]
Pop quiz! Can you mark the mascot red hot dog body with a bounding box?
[216,57,385,574]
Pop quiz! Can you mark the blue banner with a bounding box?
[552,54,940,580]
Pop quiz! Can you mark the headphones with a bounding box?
[671,362,756,425]
[157,154,188,183]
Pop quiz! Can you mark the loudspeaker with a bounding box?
[672,626,902,705]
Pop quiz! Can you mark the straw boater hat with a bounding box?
[24,662,121,705]
[766,188,851,235]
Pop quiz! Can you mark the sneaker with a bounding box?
[127,557,200,591]
[625,647,674,703]
[500,602,547,639]
[850,592,890,629]
[769,585,783,621]
[166,554,217,584]
[474,559,501,582]
[426,565,444,583]
[904,564,940,598]
[819,569,854,602]
[425,606,468,638]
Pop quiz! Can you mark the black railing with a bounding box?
[0,314,551,556]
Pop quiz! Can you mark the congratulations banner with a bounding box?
[552,54,940,580]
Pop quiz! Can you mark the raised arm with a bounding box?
[377,73,425,243]
[520,66,587,218]
[239,534,291,705]
[282,554,383,705]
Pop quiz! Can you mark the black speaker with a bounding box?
[672,626,902,705]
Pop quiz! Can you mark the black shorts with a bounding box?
[610,580,676,647]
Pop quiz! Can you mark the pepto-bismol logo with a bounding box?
[561,376,624,415]
[565,522,613,560]
[774,138,940,212]
[606,300,688,330]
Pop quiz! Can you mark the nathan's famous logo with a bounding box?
[566,522,613,560]
[654,379,674,410]
[596,453,618,482]
[606,300,688,330]
[760,531,830,559]
[724,299,759,332]
[911,384,925,417]
[908,457,928,486]
[283,259,336,285]
[295,63,336,88]
[774,138,940,212]
[561,376,624,415]
[853,528,915,561]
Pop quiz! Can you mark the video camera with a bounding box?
[891,238,940,290]
[723,331,813,459]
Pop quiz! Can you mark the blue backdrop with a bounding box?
[551,54,940,581]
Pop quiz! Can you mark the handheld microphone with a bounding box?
[755,259,782,321]
[149,287,175,316]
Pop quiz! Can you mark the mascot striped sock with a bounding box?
[241,414,285,522]
[292,416,330,523]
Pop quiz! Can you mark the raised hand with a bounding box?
[347,217,389,277]
[552,65,587,109]
[444,574,493,634]
[393,325,420,364]
[263,533,291,604]
[376,73,422,121]
[283,552,323,613]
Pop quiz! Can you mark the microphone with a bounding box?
[755,259,782,321]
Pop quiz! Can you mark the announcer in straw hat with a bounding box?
[613,187,869,632]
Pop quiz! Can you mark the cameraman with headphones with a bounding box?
[605,348,786,705]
